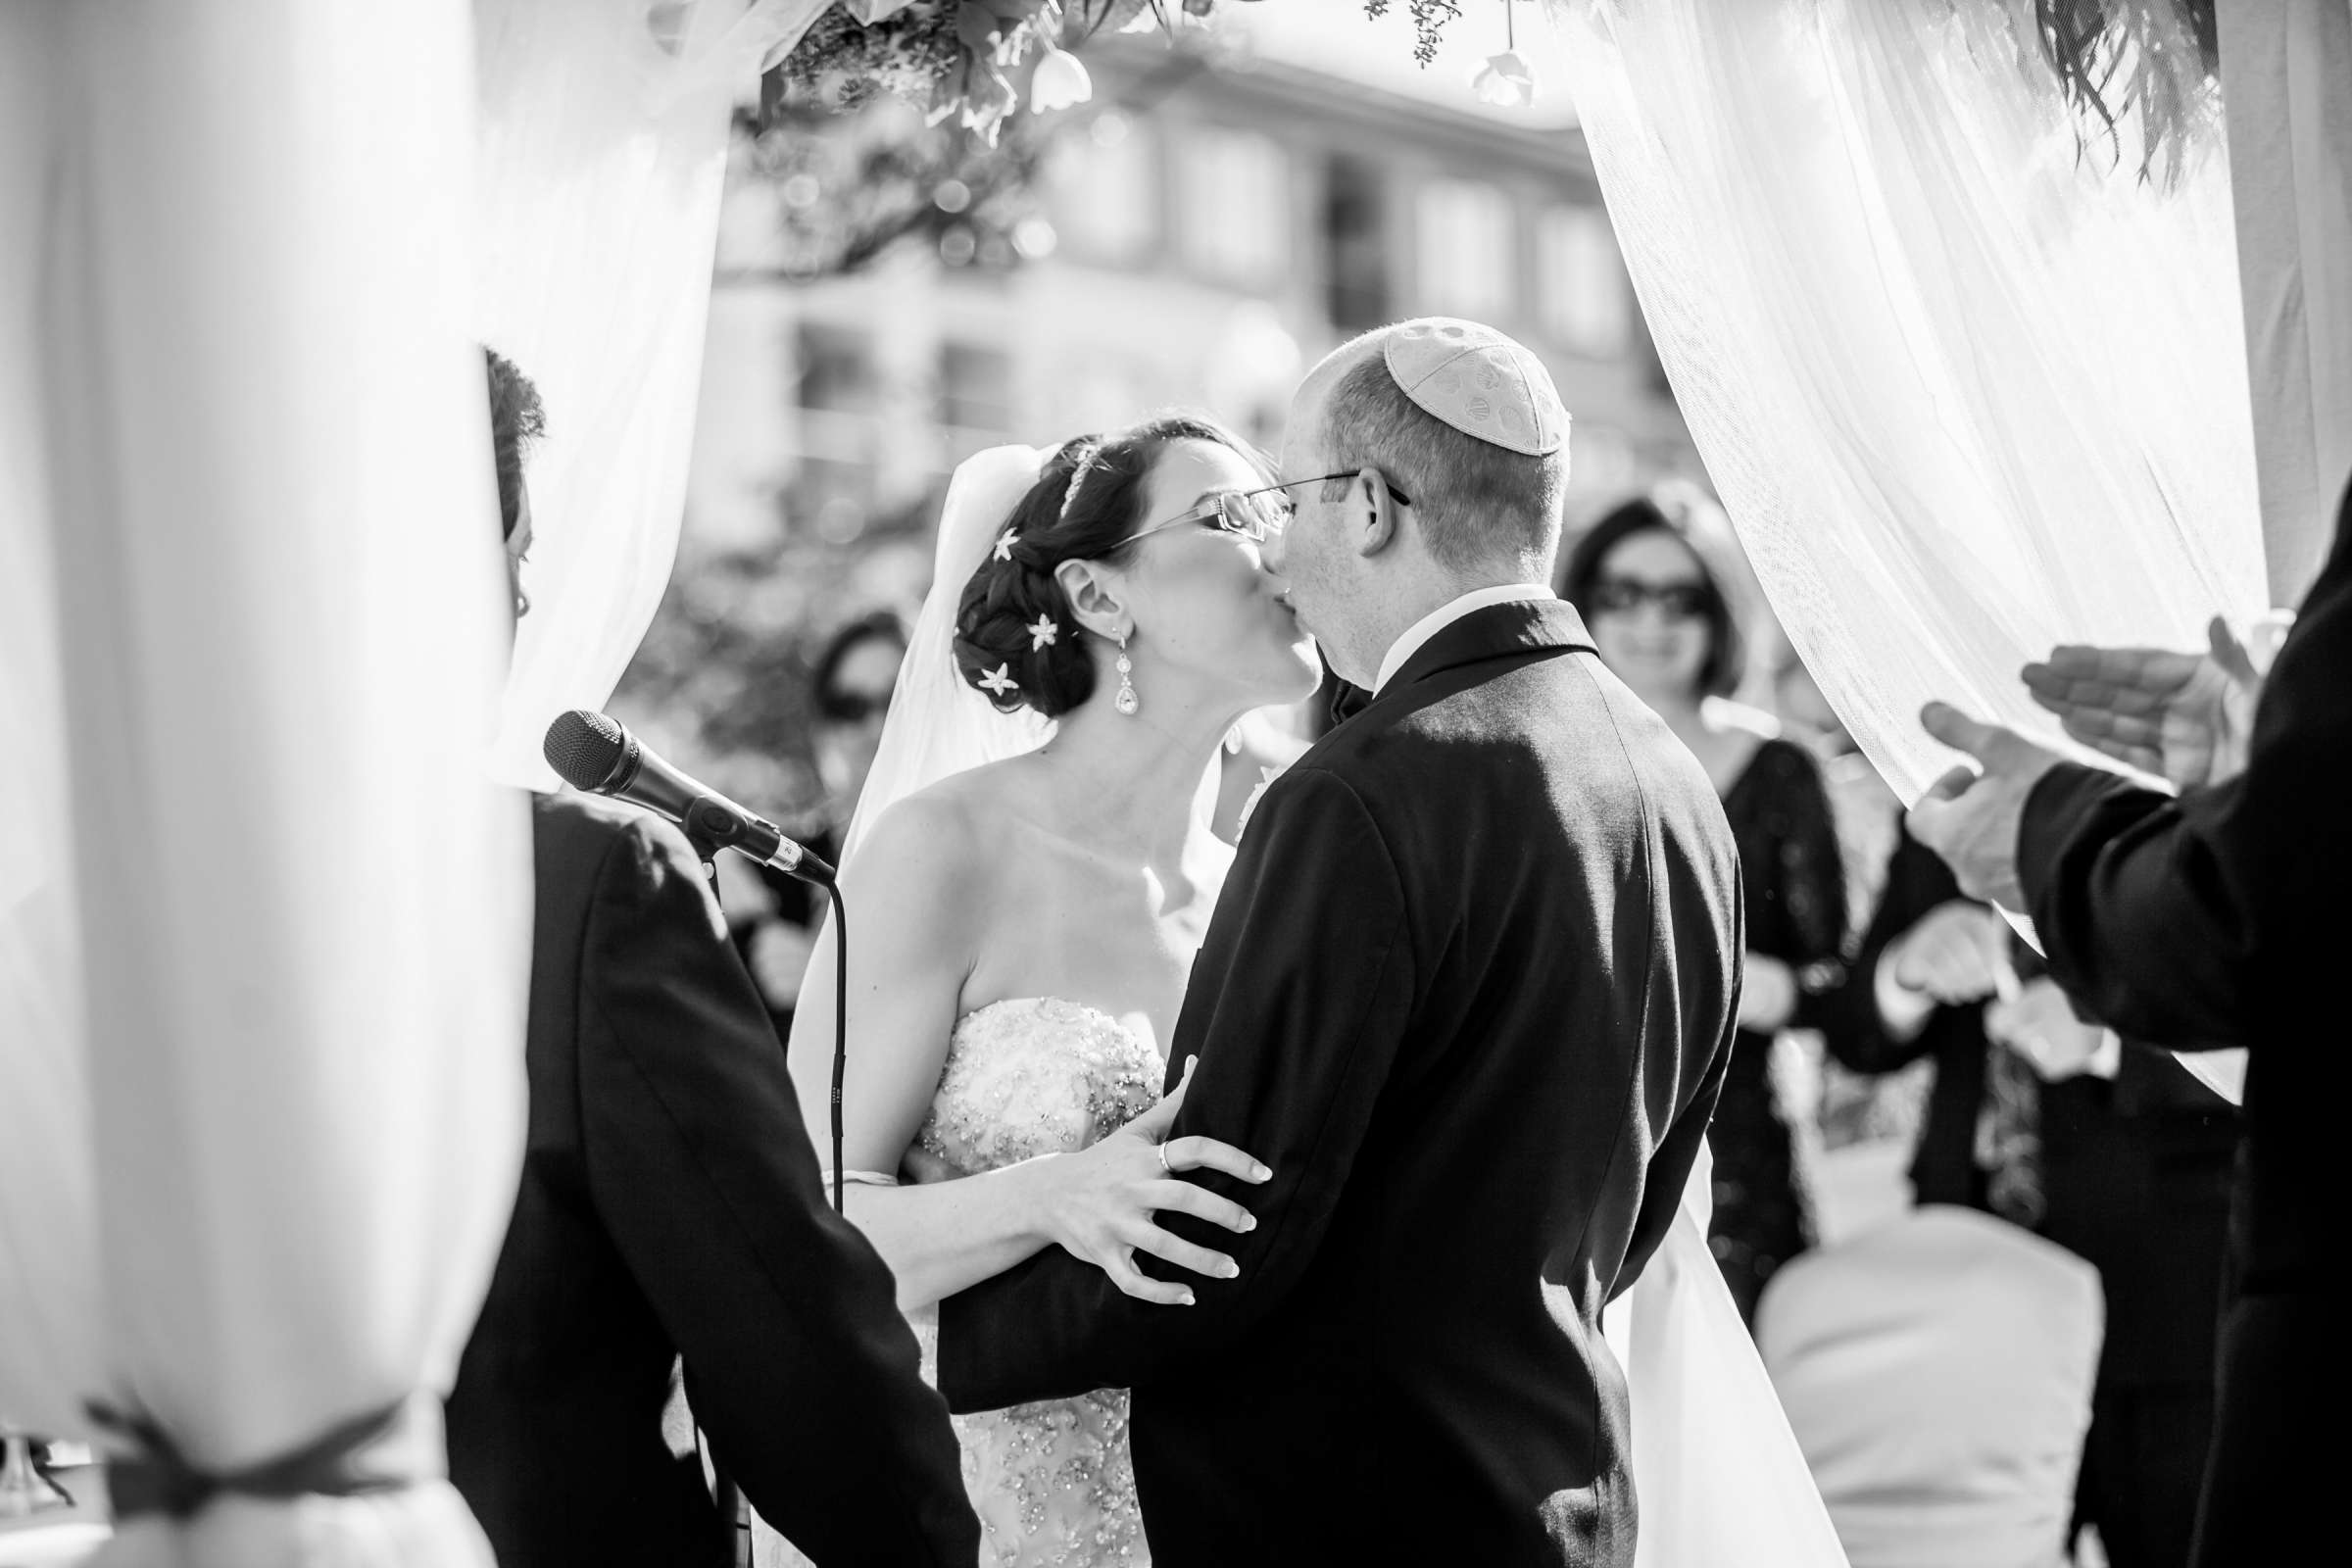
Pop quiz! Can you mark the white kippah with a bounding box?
[1381,318,1569,457]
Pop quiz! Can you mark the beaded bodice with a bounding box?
[918,997,1166,1176]
[922,997,1166,1567]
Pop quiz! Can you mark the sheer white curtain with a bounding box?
[1549,0,2266,806]
[3,2,845,1557]
[1550,0,2271,1103]
[0,5,103,1433]
[2221,0,2352,606]
[1,2,526,1562]
[478,0,831,787]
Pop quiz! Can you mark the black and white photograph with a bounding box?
[1,1,2338,1565]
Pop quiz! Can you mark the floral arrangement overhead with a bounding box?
[763,0,1230,142]
[1362,0,1463,70]
[1361,0,1532,110]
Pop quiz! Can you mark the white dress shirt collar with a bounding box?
[1373,583,1556,694]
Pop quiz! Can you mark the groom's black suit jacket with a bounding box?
[446,793,977,1568]
[941,600,1743,1566]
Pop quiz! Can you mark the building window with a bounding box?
[1054,111,1160,263]
[795,321,875,414]
[790,322,877,539]
[1537,205,1633,358]
[1415,178,1516,320]
[1175,126,1290,286]
[938,339,1014,441]
[1322,155,1390,332]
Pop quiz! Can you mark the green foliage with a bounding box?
[611,490,940,825]
[1361,0,1464,68]
[733,94,1050,280]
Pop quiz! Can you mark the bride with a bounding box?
[758,416,1314,1565]
[755,418,1846,1566]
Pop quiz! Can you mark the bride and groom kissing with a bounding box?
[758,318,1828,1566]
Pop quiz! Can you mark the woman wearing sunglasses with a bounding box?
[1560,491,1848,1327]
[760,416,1324,1565]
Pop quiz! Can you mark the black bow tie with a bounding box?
[1328,680,1371,728]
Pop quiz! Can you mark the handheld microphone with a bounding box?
[542,710,836,885]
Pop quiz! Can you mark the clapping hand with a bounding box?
[1887,900,2017,1005]
[2021,615,2261,791]
[1985,977,2112,1081]
[1906,704,2066,909]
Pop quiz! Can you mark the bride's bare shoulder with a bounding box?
[848,761,1033,888]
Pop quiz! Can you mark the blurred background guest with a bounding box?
[726,609,910,1036]
[1561,489,1845,1322]
[1771,650,1927,1242]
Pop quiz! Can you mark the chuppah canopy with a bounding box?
[0,0,819,1561]
[477,0,837,789]
[2218,0,2352,606]
[1544,0,2352,1105]
[1549,0,2266,811]
[0,2,527,1562]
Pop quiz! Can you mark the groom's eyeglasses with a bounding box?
[1119,473,1415,549]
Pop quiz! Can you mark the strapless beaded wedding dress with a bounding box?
[918,997,1164,1566]
[755,996,1163,1568]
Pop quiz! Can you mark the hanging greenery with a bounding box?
[732,93,1052,280]
[1361,0,1463,68]
[2025,0,2220,186]
[760,0,1223,143]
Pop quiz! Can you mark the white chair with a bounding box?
[1755,1205,2103,1568]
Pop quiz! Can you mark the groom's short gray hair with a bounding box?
[1316,331,1568,571]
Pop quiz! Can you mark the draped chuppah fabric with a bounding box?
[3,1,842,1559]
[1549,0,2266,1103]
[476,0,833,788]
[2220,0,2352,607]
[0,2,529,1562]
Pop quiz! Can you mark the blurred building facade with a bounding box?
[686,39,1699,567]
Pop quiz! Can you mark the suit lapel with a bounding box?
[1360,599,1595,716]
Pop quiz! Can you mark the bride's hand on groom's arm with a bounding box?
[1016,1057,1272,1307]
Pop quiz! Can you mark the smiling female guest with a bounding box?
[1561,492,1846,1325]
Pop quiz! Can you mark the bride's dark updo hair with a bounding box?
[954,414,1265,718]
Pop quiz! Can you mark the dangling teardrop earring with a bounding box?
[1114,630,1140,716]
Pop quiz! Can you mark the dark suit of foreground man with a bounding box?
[943,598,1741,1564]
[2012,484,2352,1565]
[446,794,979,1566]
[1909,472,2352,1567]
[445,352,974,1566]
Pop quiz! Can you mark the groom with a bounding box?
[940,319,1742,1564]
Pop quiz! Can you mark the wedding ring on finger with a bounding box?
[1156,1141,1173,1176]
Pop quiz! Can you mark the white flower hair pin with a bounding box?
[977,663,1019,698]
[994,529,1020,562]
[1027,614,1059,651]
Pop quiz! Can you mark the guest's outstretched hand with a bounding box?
[1906,703,2064,910]
[2021,615,2260,790]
